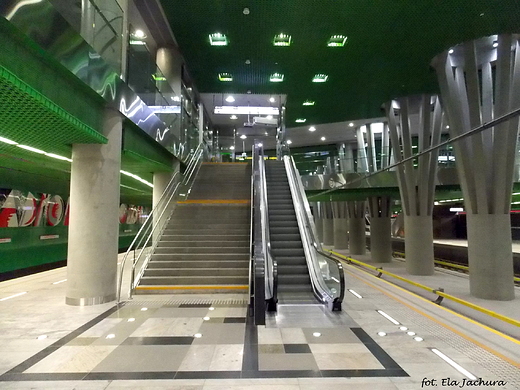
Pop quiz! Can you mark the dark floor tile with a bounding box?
[175,371,241,379]
[284,344,312,354]
[0,373,86,381]
[351,328,404,370]
[320,368,408,377]
[223,317,246,323]
[84,372,175,380]
[242,370,322,378]
[122,337,194,345]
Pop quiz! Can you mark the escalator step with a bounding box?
[272,248,305,256]
[270,241,303,249]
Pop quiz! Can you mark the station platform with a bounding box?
[0,252,519,389]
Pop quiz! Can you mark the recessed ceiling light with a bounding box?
[320,136,326,141]
[287,140,292,145]
[309,126,316,132]
[273,33,291,46]
[17,145,45,154]
[258,143,263,147]
[243,7,250,15]
[172,96,181,102]
[348,122,354,127]
[269,97,275,103]
[270,73,284,82]
[245,59,251,64]
[218,73,233,82]
[266,115,273,120]
[229,146,235,150]
[312,74,328,83]
[493,41,498,48]
[448,48,454,54]
[131,29,146,40]
[327,35,347,47]
[225,96,235,103]
[209,33,228,46]
[295,118,306,123]
[303,100,315,106]
[240,135,247,139]
[230,115,238,120]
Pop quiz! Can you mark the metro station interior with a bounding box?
[0,1,519,389]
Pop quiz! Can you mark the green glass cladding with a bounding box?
[160,0,520,124]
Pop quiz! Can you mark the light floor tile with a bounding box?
[178,344,216,371]
[130,317,204,337]
[208,344,243,371]
[25,346,117,373]
[257,327,283,344]
[79,319,123,337]
[280,328,307,344]
[308,343,372,354]
[258,353,319,371]
[313,352,384,370]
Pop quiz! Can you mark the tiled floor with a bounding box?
[0,254,519,389]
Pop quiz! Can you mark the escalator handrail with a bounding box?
[258,150,277,304]
[283,155,345,307]
[317,249,346,306]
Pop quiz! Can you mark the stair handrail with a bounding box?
[116,143,204,303]
[283,155,345,310]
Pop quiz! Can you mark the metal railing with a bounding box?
[116,144,204,302]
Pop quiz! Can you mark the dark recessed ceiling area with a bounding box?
[160,0,520,127]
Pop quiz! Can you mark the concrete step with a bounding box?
[159,234,249,242]
[157,240,249,248]
[154,246,249,254]
[139,275,249,285]
[166,223,249,229]
[147,260,248,269]
[151,253,249,261]
[163,228,250,235]
[144,268,248,277]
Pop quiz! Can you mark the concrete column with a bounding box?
[332,202,348,249]
[66,109,122,305]
[431,34,520,300]
[356,127,368,173]
[347,200,366,255]
[466,214,514,300]
[403,215,435,275]
[368,196,392,263]
[385,95,443,276]
[322,202,334,246]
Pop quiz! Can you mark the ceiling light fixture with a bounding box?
[273,33,291,46]
[266,115,273,120]
[230,115,238,120]
[240,135,247,139]
[312,74,328,83]
[493,41,499,48]
[309,126,316,132]
[0,136,18,145]
[209,33,228,46]
[287,140,292,145]
[243,7,250,15]
[448,48,454,54]
[230,146,235,150]
[269,97,275,103]
[245,59,251,64]
[270,73,284,82]
[295,118,306,123]
[17,144,46,154]
[327,35,347,47]
[303,100,315,106]
[214,106,279,115]
[225,95,235,103]
[218,73,233,82]
[321,136,326,141]
[348,122,354,127]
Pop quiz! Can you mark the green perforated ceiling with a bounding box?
[0,65,107,154]
[160,0,520,126]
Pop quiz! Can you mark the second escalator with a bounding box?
[265,160,317,304]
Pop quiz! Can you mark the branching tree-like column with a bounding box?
[431,34,520,300]
[385,95,443,275]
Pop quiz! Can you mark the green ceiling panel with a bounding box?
[161,0,520,125]
[0,65,107,153]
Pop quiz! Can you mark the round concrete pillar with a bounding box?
[370,216,392,263]
[348,216,366,255]
[333,218,349,249]
[66,109,122,305]
[404,215,435,275]
[322,202,334,246]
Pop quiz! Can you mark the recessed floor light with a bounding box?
[37,335,48,340]
[414,337,424,342]
[348,289,362,299]
[0,292,27,301]
[399,326,408,331]
[430,348,477,380]
[377,310,400,325]
[203,317,210,321]
[52,279,67,285]
[106,334,116,339]
[209,307,215,311]
[312,332,321,337]
[128,318,135,322]
[377,331,387,337]
[407,331,416,336]
[194,333,203,338]
[140,307,148,311]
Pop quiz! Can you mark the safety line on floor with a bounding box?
[330,250,520,329]
[340,263,520,369]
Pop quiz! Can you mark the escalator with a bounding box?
[251,143,345,314]
[265,160,317,304]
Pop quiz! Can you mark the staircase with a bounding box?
[136,163,251,293]
[265,160,316,303]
